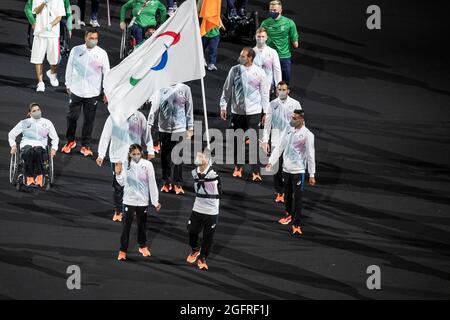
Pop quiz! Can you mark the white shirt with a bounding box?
[254,45,282,88]
[98,111,154,163]
[116,159,159,207]
[192,165,220,215]
[65,44,110,98]
[32,0,66,38]
[220,64,270,115]
[263,96,302,148]
[269,125,316,176]
[8,117,59,150]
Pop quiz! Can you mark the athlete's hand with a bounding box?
[120,22,126,31]
[220,109,227,120]
[50,149,56,158]
[115,162,123,175]
[32,24,36,30]
[309,177,316,186]
[155,203,161,212]
[186,129,194,140]
[96,157,103,167]
[103,95,108,104]
[265,163,273,171]
[147,154,155,160]
[10,145,17,155]
[66,87,71,95]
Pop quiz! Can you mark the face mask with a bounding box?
[238,57,248,65]
[278,91,288,100]
[270,11,280,19]
[131,155,141,163]
[31,111,42,120]
[256,38,266,46]
[86,39,98,48]
[145,32,154,39]
[194,157,204,166]
[290,119,300,127]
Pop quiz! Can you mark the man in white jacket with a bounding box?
[253,27,282,100]
[62,28,110,157]
[262,81,301,203]
[220,47,270,182]
[96,111,154,222]
[266,109,316,236]
[147,83,194,195]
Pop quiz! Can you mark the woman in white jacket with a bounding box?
[8,103,59,187]
[115,144,161,261]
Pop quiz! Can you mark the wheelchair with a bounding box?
[220,8,260,44]
[120,23,136,60]
[27,19,70,62]
[9,144,55,191]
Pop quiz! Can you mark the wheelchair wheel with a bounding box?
[59,22,70,63]
[120,28,135,60]
[9,152,18,184]
[27,24,34,52]
[49,152,54,184]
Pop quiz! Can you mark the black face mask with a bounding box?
[269,11,280,19]
[145,32,154,39]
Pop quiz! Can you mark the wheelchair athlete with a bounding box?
[120,0,167,46]
[8,103,59,187]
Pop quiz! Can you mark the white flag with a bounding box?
[104,0,205,123]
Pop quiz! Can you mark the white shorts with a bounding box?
[30,36,60,65]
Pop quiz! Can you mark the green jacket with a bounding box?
[120,0,167,28]
[24,0,73,31]
[260,15,299,59]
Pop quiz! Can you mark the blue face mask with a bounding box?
[270,11,280,19]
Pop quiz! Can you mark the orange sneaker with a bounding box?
[252,172,262,182]
[174,185,185,195]
[80,146,93,157]
[153,143,161,154]
[26,176,35,186]
[291,225,303,236]
[161,183,172,193]
[112,212,123,222]
[278,215,292,225]
[232,167,243,178]
[117,251,127,261]
[138,247,151,257]
[61,141,76,154]
[35,174,44,187]
[275,193,285,203]
[197,258,208,270]
[186,251,200,264]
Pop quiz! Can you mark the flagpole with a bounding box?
[107,0,111,26]
[200,77,211,151]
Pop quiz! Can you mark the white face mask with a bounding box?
[194,156,204,166]
[278,91,288,100]
[131,154,141,163]
[31,111,42,119]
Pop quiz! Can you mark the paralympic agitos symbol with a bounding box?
[129,31,181,86]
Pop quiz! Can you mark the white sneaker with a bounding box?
[90,19,100,27]
[36,82,45,92]
[77,20,86,27]
[46,70,59,87]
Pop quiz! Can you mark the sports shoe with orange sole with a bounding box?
[252,172,262,182]
[186,251,200,264]
[117,251,127,261]
[291,225,303,236]
[161,183,172,193]
[278,215,292,225]
[139,247,151,257]
[174,185,185,195]
[232,167,243,178]
[35,174,44,187]
[275,193,285,203]
[112,212,123,222]
[61,141,77,154]
[197,258,208,270]
[80,146,93,157]
[26,176,35,186]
